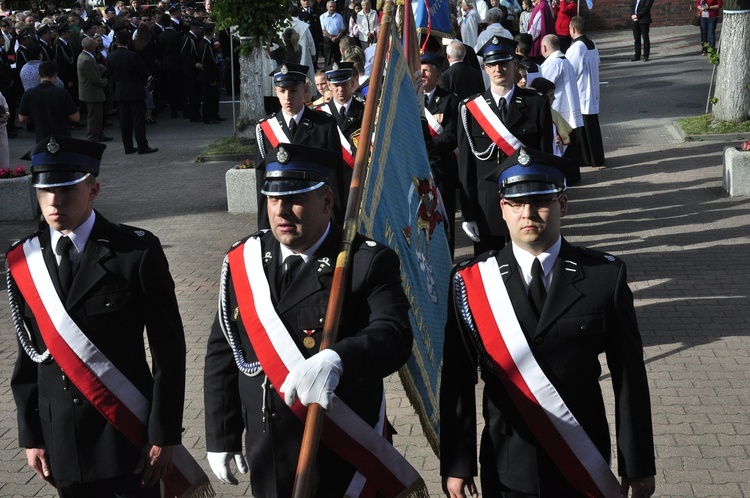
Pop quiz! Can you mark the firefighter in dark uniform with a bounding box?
[441,148,656,498]
[8,136,190,498]
[255,63,342,229]
[458,36,553,255]
[203,143,414,498]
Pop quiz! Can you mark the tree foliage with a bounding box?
[212,0,291,52]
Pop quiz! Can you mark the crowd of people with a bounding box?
[5,1,660,497]
[0,0,231,155]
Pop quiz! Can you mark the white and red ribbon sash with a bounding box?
[259,118,291,148]
[315,105,356,168]
[424,109,443,137]
[7,239,213,498]
[465,96,523,157]
[226,237,426,498]
[457,258,621,498]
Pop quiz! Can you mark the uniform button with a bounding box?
[580,324,588,331]
[533,337,544,346]
[319,318,324,324]
[72,397,83,406]
[270,413,281,421]
[105,302,112,308]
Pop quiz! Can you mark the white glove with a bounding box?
[280,349,343,410]
[207,451,248,485]
[462,221,481,242]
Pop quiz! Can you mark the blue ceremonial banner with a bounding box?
[412,0,453,38]
[359,25,452,454]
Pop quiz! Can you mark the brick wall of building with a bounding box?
[577,0,699,31]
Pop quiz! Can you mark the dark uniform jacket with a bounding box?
[631,0,654,23]
[426,85,459,191]
[157,26,182,73]
[204,226,413,498]
[54,38,76,88]
[9,213,186,483]
[254,107,342,227]
[198,36,218,84]
[439,60,485,101]
[440,239,656,494]
[107,45,149,102]
[457,86,553,238]
[180,30,201,78]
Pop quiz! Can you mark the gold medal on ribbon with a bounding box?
[303,336,316,349]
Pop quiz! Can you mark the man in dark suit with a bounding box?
[440,148,656,498]
[458,36,553,255]
[7,136,208,498]
[156,14,183,118]
[179,19,203,121]
[204,143,417,498]
[255,63,342,228]
[198,23,220,124]
[299,0,323,69]
[630,0,654,61]
[54,24,78,105]
[108,29,157,154]
[421,53,460,257]
[440,39,485,101]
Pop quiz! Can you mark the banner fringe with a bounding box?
[181,476,216,498]
[397,477,431,498]
[398,365,440,458]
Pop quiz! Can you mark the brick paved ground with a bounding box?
[2,24,749,497]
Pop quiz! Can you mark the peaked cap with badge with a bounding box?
[477,35,518,64]
[270,63,309,87]
[324,61,355,84]
[24,135,107,188]
[261,143,341,196]
[486,147,570,198]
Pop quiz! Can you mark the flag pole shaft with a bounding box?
[291,3,396,497]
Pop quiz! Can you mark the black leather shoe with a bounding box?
[643,56,649,61]
[138,147,158,154]
[204,119,220,124]
[124,147,137,154]
[630,57,640,61]
[91,136,113,142]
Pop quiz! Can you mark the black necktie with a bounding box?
[289,119,297,137]
[56,236,74,296]
[499,97,508,122]
[424,94,430,108]
[338,105,346,125]
[528,258,546,318]
[279,255,304,297]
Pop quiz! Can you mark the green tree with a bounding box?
[212,0,292,134]
[712,0,750,122]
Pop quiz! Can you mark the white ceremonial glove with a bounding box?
[462,221,481,242]
[281,348,343,410]
[207,451,248,485]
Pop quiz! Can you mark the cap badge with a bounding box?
[134,230,145,237]
[332,62,339,71]
[492,36,499,44]
[46,137,60,154]
[518,148,531,166]
[280,64,288,75]
[604,254,615,262]
[277,146,289,164]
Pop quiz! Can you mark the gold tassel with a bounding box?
[181,475,216,498]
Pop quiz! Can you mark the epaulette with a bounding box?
[577,245,620,264]
[227,230,268,253]
[353,93,365,103]
[6,229,42,254]
[115,223,153,240]
[461,92,483,105]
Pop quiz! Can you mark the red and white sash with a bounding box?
[7,239,214,498]
[465,96,523,157]
[424,109,443,138]
[457,258,621,498]
[316,105,356,168]
[226,237,427,498]
[258,118,290,148]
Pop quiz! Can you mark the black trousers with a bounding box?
[322,37,341,66]
[161,69,181,117]
[201,81,220,121]
[57,474,161,498]
[633,22,650,59]
[116,99,148,150]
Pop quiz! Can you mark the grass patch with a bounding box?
[678,114,750,136]
[199,135,256,158]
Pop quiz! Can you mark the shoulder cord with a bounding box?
[454,271,495,375]
[6,268,52,364]
[460,103,498,162]
[219,255,264,377]
[256,123,267,158]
